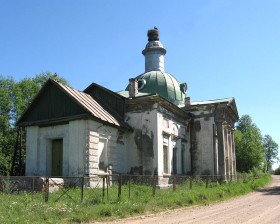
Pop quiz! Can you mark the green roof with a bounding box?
[125,71,186,106]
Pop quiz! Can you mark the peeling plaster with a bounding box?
[194,120,201,132]
[116,131,125,145]
[134,128,154,158]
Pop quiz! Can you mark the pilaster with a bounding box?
[216,120,226,180]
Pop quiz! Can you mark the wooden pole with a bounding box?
[173,176,176,192]
[118,175,122,198]
[128,175,131,199]
[152,175,157,197]
[45,177,49,203]
[81,177,84,202]
[102,177,105,201]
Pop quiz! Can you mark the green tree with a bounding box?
[263,135,279,172]
[0,77,15,174]
[235,115,265,172]
[274,166,280,175]
[0,72,67,175]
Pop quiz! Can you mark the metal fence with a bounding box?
[0,174,249,203]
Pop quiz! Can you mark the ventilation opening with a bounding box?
[138,79,146,90]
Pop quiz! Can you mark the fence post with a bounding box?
[32,176,35,191]
[81,176,84,203]
[44,177,49,203]
[173,176,176,192]
[206,176,209,188]
[152,175,157,197]
[189,176,193,190]
[106,175,109,201]
[118,174,122,198]
[128,175,131,199]
[219,176,222,185]
[102,177,105,201]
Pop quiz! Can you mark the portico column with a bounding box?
[224,124,230,181]
[227,126,233,179]
[216,121,226,180]
[231,129,237,177]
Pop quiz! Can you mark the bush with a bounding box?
[98,205,112,217]
[249,167,266,178]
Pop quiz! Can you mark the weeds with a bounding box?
[0,175,272,224]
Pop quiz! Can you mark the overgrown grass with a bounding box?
[0,175,272,224]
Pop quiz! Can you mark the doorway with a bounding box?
[52,139,63,176]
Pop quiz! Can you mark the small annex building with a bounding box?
[18,27,239,186]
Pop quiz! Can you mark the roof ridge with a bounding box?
[51,80,131,130]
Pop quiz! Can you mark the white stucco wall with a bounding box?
[125,106,158,175]
[25,119,128,177]
[86,120,127,175]
[25,121,87,176]
[25,126,39,176]
[25,106,191,181]
[192,113,215,175]
[124,102,190,181]
[157,110,189,176]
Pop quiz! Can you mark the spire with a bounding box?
[142,27,166,72]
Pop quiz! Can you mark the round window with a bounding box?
[138,79,146,90]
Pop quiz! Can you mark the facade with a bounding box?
[18,27,239,186]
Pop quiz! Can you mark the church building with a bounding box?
[17,27,239,186]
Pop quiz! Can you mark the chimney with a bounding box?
[129,78,138,98]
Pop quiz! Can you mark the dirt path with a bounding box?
[93,175,280,224]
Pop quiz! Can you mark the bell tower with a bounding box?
[142,27,167,72]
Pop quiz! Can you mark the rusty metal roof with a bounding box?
[54,80,130,130]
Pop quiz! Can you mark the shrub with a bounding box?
[98,205,112,217]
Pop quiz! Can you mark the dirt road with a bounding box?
[96,175,280,224]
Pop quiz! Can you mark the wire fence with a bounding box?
[0,173,252,203]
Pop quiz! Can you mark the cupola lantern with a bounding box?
[142,27,166,72]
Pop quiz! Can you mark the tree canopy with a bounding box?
[0,72,67,175]
[263,134,279,172]
[235,115,265,172]
[235,115,279,173]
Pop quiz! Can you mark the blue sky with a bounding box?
[1,1,280,168]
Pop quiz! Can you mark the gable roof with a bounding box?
[84,82,126,119]
[191,97,239,121]
[17,79,131,130]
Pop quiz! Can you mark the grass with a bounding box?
[0,174,272,224]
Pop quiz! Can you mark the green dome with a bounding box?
[126,71,186,106]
